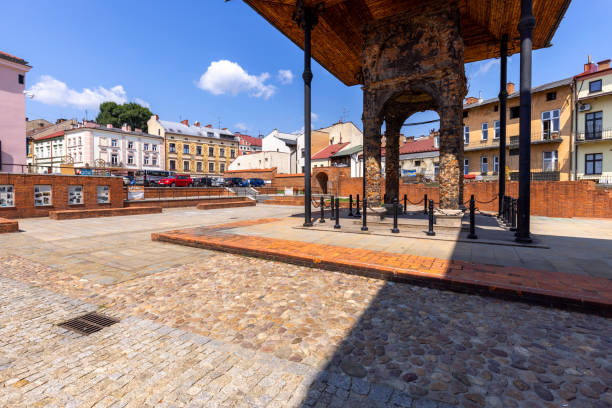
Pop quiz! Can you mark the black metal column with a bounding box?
[516,0,535,243]
[294,4,318,227]
[498,35,508,216]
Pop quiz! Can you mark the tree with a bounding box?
[96,102,153,133]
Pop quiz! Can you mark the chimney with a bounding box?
[106,124,113,129]
[121,123,131,132]
[194,121,200,127]
[151,114,159,121]
[465,96,479,105]
[134,128,142,133]
[205,124,212,128]
[478,90,483,103]
[180,119,189,126]
[598,59,611,70]
[506,82,516,95]
[584,54,597,73]
[222,127,228,131]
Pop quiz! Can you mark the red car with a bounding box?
[158,174,193,187]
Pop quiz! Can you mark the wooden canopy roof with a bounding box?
[243,0,571,86]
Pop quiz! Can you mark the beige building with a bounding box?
[147,116,239,176]
[227,151,291,174]
[574,57,612,183]
[463,78,573,181]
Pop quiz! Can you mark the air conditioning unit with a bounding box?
[579,103,592,112]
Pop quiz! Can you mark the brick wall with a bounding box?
[271,174,305,190]
[0,174,124,218]
[224,168,277,180]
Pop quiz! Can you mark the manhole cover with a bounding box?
[59,312,119,335]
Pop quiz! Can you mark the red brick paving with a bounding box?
[152,218,612,315]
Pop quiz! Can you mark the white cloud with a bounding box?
[311,112,319,121]
[134,98,150,108]
[28,75,128,109]
[197,60,275,99]
[235,122,248,131]
[277,69,294,85]
[472,59,499,78]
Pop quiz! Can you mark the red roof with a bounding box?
[399,137,438,155]
[236,133,262,147]
[0,50,29,66]
[312,143,349,160]
[35,130,64,141]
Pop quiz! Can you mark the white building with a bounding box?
[31,130,65,173]
[227,151,291,174]
[262,129,300,173]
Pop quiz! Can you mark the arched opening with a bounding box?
[399,110,440,184]
[316,172,329,194]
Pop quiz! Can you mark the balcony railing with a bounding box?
[465,132,561,149]
[577,128,612,141]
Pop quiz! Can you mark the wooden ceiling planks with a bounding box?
[243,0,571,86]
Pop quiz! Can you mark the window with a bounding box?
[480,157,488,174]
[111,139,118,147]
[169,143,176,153]
[541,109,560,138]
[18,74,24,84]
[209,162,215,172]
[68,185,83,205]
[463,159,469,175]
[183,160,190,171]
[207,132,214,138]
[543,151,558,172]
[463,126,470,144]
[0,185,14,208]
[152,144,157,152]
[585,111,603,140]
[196,162,202,172]
[493,156,500,174]
[494,105,499,112]
[97,186,110,204]
[144,143,149,151]
[589,79,602,93]
[111,154,118,165]
[127,155,134,165]
[158,129,161,136]
[509,148,519,156]
[144,156,149,165]
[34,185,52,206]
[209,147,215,156]
[220,163,225,173]
[481,123,488,141]
[183,144,190,154]
[463,111,468,118]
[414,160,421,167]
[494,120,500,139]
[196,146,202,155]
[434,163,440,179]
[230,149,235,158]
[152,157,157,166]
[546,91,557,101]
[128,141,134,149]
[169,160,176,170]
[510,106,520,119]
[220,148,225,157]
[585,153,603,175]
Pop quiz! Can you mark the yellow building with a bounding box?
[147,116,238,176]
[463,78,573,181]
[574,58,612,183]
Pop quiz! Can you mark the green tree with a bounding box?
[96,101,153,133]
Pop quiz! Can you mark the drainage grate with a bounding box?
[59,312,119,335]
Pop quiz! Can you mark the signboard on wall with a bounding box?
[80,168,93,176]
[127,185,145,200]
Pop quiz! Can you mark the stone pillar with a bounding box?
[438,104,464,209]
[384,117,402,204]
[363,90,382,205]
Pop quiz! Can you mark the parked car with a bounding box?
[193,177,213,187]
[158,174,193,187]
[224,177,244,187]
[211,177,224,187]
[248,178,266,187]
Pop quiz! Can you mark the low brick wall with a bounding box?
[271,174,305,190]
[124,196,249,209]
[197,199,256,210]
[263,196,305,206]
[128,187,233,201]
[0,217,19,233]
[224,168,277,181]
[49,206,162,220]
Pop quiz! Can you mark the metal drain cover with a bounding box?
[59,312,119,335]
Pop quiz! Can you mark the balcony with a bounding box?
[577,128,612,142]
[464,131,562,152]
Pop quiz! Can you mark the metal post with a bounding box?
[361,198,368,231]
[510,198,517,231]
[468,194,477,239]
[426,199,435,236]
[348,194,353,216]
[355,194,361,217]
[391,197,400,233]
[319,196,325,223]
[329,195,335,220]
[334,198,341,229]
[516,0,535,243]
[403,194,407,214]
[424,193,428,214]
[499,35,508,217]
[384,193,387,204]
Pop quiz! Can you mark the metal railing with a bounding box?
[465,131,562,149]
[577,128,612,141]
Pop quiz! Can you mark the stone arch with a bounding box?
[316,172,329,194]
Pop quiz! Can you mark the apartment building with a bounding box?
[147,116,238,176]
[574,57,612,183]
[463,78,572,181]
[30,130,65,173]
[236,133,262,155]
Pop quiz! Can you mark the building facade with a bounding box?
[0,51,31,173]
[227,151,291,174]
[399,135,440,181]
[65,124,165,172]
[236,133,262,155]
[148,117,238,176]
[463,79,573,181]
[31,130,65,174]
[574,57,612,183]
[27,119,79,167]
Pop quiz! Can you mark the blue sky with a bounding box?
[2,0,610,137]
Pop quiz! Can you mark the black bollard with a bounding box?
[334,198,341,229]
[384,193,387,204]
[330,195,335,221]
[348,194,353,217]
[361,198,368,231]
[403,194,407,214]
[391,197,400,233]
[355,194,361,217]
[426,199,435,236]
[319,196,325,223]
[467,194,478,239]
[510,198,517,231]
[424,194,428,214]
[502,196,508,224]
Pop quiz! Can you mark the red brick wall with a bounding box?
[0,174,124,219]
[0,217,19,233]
[272,174,305,190]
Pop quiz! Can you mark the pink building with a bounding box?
[0,51,30,173]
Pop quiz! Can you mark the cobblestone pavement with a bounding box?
[1,251,611,407]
